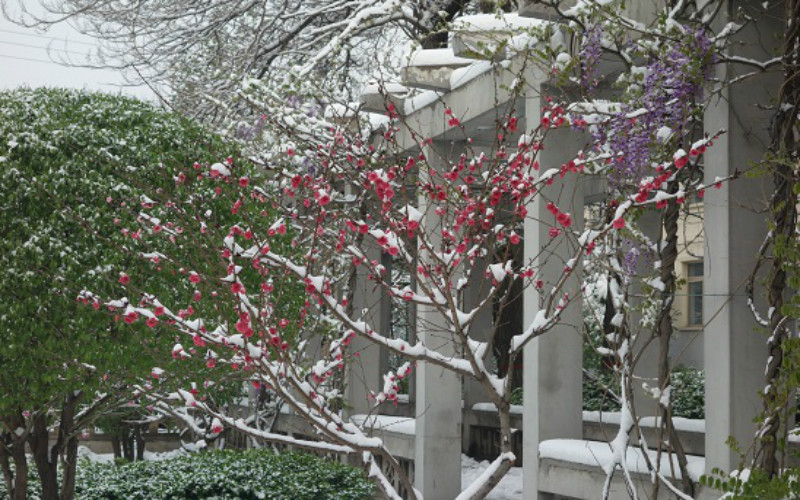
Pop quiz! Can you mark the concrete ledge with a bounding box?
[401,49,472,91]
[539,439,704,500]
[359,82,407,114]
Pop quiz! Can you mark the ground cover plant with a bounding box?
[0,449,373,500]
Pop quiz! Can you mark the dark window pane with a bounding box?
[688,281,703,325]
[688,262,703,277]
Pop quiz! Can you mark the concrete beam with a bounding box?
[360,82,408,115]
[401,48,472,92]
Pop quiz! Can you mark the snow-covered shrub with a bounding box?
[76,450,373,500]
[0,449,373,500]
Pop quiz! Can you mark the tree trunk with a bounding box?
[29,392,83,500]
[110,435,121,460]
[60,437,79,500]
[29,414,59,500]
[653,180,694,497]
[10,439,28,500]
[134,426,145,461]
[1,429,29,500]
[122,430,134,462]
[758,0,800,476]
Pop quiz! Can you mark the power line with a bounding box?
[0,52,72,65]
[0,39,90,57]
[0,27,97,47]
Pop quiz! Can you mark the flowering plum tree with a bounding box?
[32,2,797,500]
[78,52,732,499]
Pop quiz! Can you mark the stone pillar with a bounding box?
[462,255,494,453]
[522,87,584,500]
[414,141,462,500]
[346,241,390,416]
[702,0,781,475]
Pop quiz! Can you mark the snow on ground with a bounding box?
[77,446,187,463]
[462,454,523,500]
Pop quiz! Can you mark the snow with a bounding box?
[450,61,493,90]
[472,402,523,415]
[77,446,186,463]
[210,162,231,177]
[582,411,706,433]
[404,90,442,114]
[539,439,705,481]
[452,13,548,33]
[362,82,408,95]
[351,414,416,435]
[462,454,523,500]
[408,48,472,67]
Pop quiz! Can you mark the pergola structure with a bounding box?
[329,2,784,499]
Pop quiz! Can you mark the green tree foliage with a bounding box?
[0,87,231,500]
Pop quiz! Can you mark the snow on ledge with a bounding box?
[539,439,705,482]
[450,61,493,90]
[472,402,524,415]
[362,82,408,96]
[408,48,472,67]
[452,13,550,33]
[582,411,706,433]
[351,414,416,435]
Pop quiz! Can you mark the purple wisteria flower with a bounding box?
[581,26,714,187]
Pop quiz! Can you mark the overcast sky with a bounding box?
[0,8,155,100]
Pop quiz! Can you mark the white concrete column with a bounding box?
[702,0,782,474]
[414,141,462,500]
[462,255,494,453]
[522,87,584,500]
[346,242,389,416]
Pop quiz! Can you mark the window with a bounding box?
[686,261,703,327]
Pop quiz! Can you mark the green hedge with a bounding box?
[1,449,373,500]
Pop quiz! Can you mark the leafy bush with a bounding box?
[670,365,705,419]
[582,330,706,418]
[0,449,373,500]
[582,335,622,413]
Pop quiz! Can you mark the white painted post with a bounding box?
[522,86,584,500]
[346,242,389,416]
[702,1,782,475]
[413,141,462,500]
